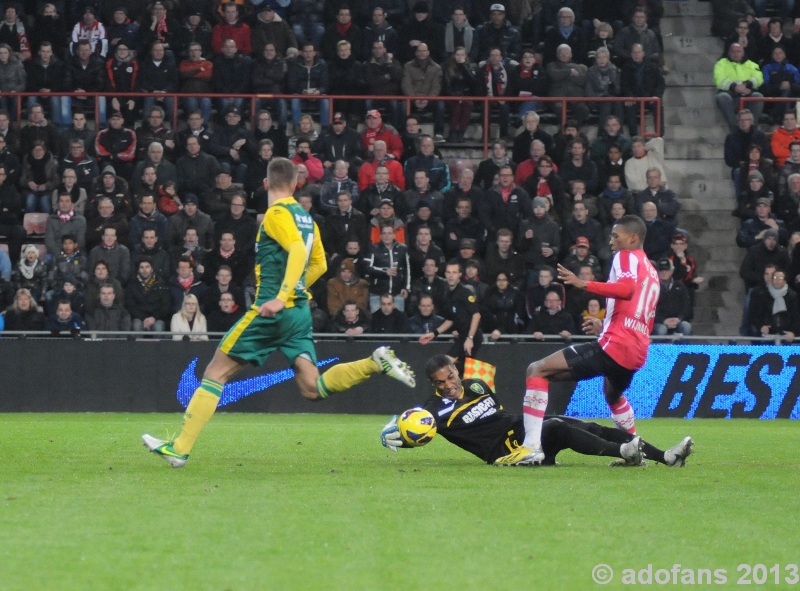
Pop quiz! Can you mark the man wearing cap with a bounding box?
[167,192,213,249]
[652,258,692,337]
[95,112,137,180]
[212,3,252,56]
[444,198,485,258]
[313,112,363,173]
[476,4,522,62]
[287,42,331,129]
[291,137,324,184]
[70,6,109,57]
[368,198,405,244]
[634,167,680,224]
[203,167,245,222]
[178,9,213,59]
[327,257,370,316]
[737,197,789,249]
[398,2,443,64]
[562,236,602,278]
[176,135,222,197]
[251,5,298,58]
[735,170,774,220]
[361,110,404,163]
[401,43,446,142]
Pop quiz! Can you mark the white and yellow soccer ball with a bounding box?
[397,408,437,447]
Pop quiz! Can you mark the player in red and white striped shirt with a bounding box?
[495,216,659,466]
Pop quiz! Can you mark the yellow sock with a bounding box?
[173,378,223,455]
[316,358,380,399]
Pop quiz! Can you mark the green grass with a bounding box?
[1,415,799,591]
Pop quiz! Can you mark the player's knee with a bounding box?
[527,361,544,378]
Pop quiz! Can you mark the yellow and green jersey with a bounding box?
[253,197,326,308]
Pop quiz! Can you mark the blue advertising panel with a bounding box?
[565,345,800,419]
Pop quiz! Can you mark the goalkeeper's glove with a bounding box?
[380,415,404,452]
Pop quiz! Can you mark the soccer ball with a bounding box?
[397,408,437,447]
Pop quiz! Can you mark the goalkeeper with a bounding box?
[381,355,693,467]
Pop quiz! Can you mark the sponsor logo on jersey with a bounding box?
[623,316,650,335]
[462,396,497,424]
[470,383,484,394]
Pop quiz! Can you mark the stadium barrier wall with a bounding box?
[1,341,799,418]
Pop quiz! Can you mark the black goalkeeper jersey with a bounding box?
[422,378,525,464]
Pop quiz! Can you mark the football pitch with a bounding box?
[1,415,799,591]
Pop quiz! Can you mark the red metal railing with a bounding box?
[2,92,661,157]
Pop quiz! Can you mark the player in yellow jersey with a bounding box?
[143,158,415,467]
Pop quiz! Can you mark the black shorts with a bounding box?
[562,341,636,392]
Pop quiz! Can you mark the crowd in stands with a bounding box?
[0,0,705,340]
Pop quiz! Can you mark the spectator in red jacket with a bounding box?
[291,137,324,183]
[361,109,403,161]
[211,3,252,56]
[358,140,405,190]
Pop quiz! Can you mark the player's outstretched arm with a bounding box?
[380,416,406,452]
[557,264,586,289]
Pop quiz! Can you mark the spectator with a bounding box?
[668,231,703,314]
[125,257,171,332]
[0,109,19,156]
[777,173,800,226]
[168,255,208,313]
[641,200,675,261]
[313,112,363,174]
[397,170,444,222]
[543,6,585,65]
[359,165,401,220]
[476,4,522,63]
[105,41,139,126]
[403,135,451,193]
[585,47,623,126]
[483,228,525,288]
[324,190,368,255]
[624,136,666,192]
[95,112,136,180]
[620,43,665,137]
[562,231,603,275]
[563,264,602,329]
[407,224,445,280]
[652,257,692,337]
[442,168,484,226]
[591,115,632,165]
[358,140,404,192]
[20,103,60,158]
[0,44,25,123]
[139,2,181,59]
[212,3,252,56]
[480,48,513,141]
[634,168,680,223]
[60,140,98,203]
[0,6,29,60]
[408,293,445,334]
[361,110,403,162]
[771,110,800,168]
[517,197,561,284]
[12,247,46,310]
[777,142,800,198]
[321,6,363,62]
[180,8,213,56]
[31,4,70,61]
[402,43,446,142]
[128,194,168,247]
[213,196,258,255]
[560,137,599,194]
[360,5,401,53]
[735,171,775,221]
[585,21,617,66]
[47,233,87,291]
[88,226,131,285]
[614,8,659,65]
[291,137,324,185]
[136,41,178,124]
[251,5,297,58]
[362,40,404,130]
[329,299,370,334]
[442,7,477,61]
[444,200,485,258]
[326,257,369,316]
[131,226,172,281]
[442,47,477,143]
[86,282,132,332]
[725,109,770,194]
[85,196,129,252]
[512,111,553,166]
[737,197,788,249]
[46,297,87,336]
[749,268,799,343]
[397,2,443,64]
[250,44,287,129]
[3,288,45,332]
[365,223,410,311]
[45,193,86,256]
[212,39,252,118]
[106,8,140,56]
[21,141,58,214]
[84,258,123,316]
[170,227,208,274]
[483,165,532,240]
[546,44,589,126]
[714,43,764,132]
[740,229,791,292]
[409,257,448,311]
[761,46,800,124]
[166,193,213,249]
[527,287,575,340]
[206,290,244,332]
[170,292,208,340]
[70,6,108,58]
[132,144,177,191]
[597,172,635,227]
[483,272,525,339]
[25,42,69,130]
[253,110,288,158]
[136,106,175,162]
[368,198,405,244]
[369,293,409,333]
[179,43,214,124]
[176,136,222,199]
[286,42,330,129]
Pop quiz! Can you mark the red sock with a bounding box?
[609,396,636,434]
[522,376,549,449]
